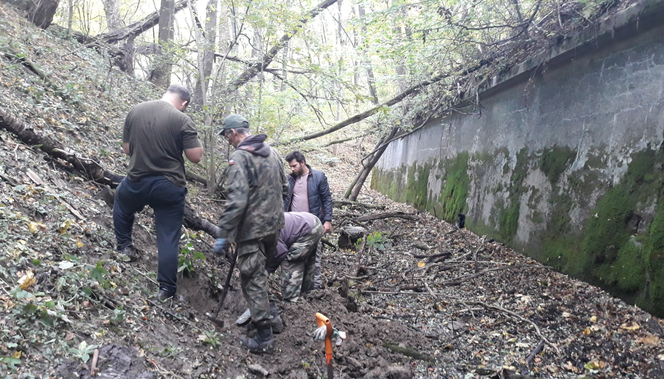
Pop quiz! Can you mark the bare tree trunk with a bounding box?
[150,0,176,88]
[27,0,60,29]
[279,41,288,92]
[192,0,218,108]
[122,36,136,75]
[357,4,378,104]
[346,126,399,200]
[102,0,122,31]
[66,0,73,38]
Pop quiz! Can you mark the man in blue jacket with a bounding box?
[283,151,333,289]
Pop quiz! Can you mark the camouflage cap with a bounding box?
[219,114,249,134]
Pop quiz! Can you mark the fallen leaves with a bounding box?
[562,361,578,372]
[637,335,660,346]
[27,221,46,233]
[619,322,640,331]
[584,361,607,370]
[18,271,35,290]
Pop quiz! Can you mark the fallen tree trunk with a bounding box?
[333,200,385,210]
[0,107,220,237]
[278,58,493,145]
[72,0,188,45]
[355,212,417,222]
[345,126,399,200]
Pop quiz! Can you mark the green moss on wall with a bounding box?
[577,186,633,274]
[539,146,577,185]
[498,148,530,243]
[643,201,664,315]
[559,148,664,315]
[440,152,470,223]
[372,144,664,316]
[406,162,431,209]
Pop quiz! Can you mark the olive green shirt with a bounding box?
[123,100,201,187]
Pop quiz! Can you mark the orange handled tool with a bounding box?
[316,313,334,379]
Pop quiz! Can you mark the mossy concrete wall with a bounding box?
[372,0,664,316]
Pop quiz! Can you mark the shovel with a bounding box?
[316,313,334,379]
[206,246,237,328]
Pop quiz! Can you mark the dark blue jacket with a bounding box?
[284,165,333,223]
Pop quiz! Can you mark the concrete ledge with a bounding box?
[477,0,664,99]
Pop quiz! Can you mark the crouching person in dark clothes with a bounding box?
[213,114,288,354]
[274,212,324,302]
[113,84,203,301]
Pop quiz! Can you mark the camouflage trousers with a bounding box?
[281,218,324,302]
[237,233,278,324]
[314,240,322,289]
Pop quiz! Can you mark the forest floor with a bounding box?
[1,3,664,379]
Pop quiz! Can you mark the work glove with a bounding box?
[313,326,347,346]
[213,238,229,256]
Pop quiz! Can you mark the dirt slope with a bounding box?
[1,3,664,379]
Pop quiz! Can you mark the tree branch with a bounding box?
[215,0,339,105]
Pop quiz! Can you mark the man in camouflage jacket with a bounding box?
[213,114,288,354]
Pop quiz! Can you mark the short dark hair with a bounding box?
[285,151,306,164]
[166,84,191,106]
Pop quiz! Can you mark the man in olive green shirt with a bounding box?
[114,84,203,300]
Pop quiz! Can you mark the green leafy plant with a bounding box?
[159,344,182,358]
[90,261,111,289]
[0,355,21,370]
[110,307,125,325]
[354,237,364,250]
[365,231,388,251]
[201,330,220,347]
[178,242,205,275]
[69,341,97,363]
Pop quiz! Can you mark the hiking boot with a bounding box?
[119,245,140,262]
[156,289,175,302]
[269,301,284,333]
[245,302,283,333]
[236,308,252,326]
[240,321,274,354]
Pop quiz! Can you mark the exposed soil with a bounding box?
[1,2,664,379]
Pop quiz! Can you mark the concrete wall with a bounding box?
[372,0,664,315]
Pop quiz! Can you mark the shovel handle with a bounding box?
[315,313,334,365]
[212,245,237,318]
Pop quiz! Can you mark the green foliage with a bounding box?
[90,261,109,282]
[110,307,126,325]
[0,355,21,371]
[69,341,97,364]
[201,330,220,347]
[178,242,206,275]
[158,345,183,358]
[366,231,388,250]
